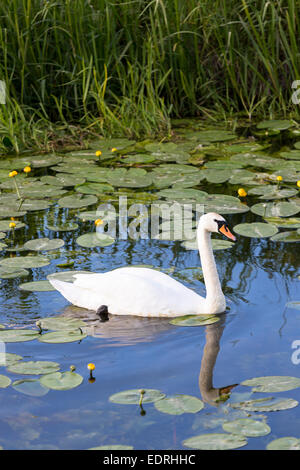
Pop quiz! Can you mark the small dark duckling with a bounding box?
[96,305,109,322]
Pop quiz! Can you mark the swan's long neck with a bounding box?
[198,226,225,313]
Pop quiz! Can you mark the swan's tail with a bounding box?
[49,279,99,311]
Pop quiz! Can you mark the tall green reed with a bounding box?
[0,0,299,152]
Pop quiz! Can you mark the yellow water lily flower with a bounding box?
[95,150,102,157]
[297,180,300,188]
[276,175,283,182]
[94,218,103,226]
[238,188,247,197]
[9,222,16,229]
[87,363,95,371]
[111,147,117,152]
[8,170,18,178]
[23,166,31,174]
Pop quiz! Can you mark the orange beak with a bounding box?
[219,224,236,241]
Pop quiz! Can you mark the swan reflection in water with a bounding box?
[60,306,238,404]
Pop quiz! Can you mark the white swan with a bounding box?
[49,212,236,317]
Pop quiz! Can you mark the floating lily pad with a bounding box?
[185,130,237,143]
[40,174,86,187]
[233,222,278,238]
[17,199,52,211]
[109,388,165,405]
[0,255,50,269]
[7,360,60,375]
[12,378,49,396]
[204,194,249,214]
[38,329,87,343]
[58,194,98,209]
[257,120,294,131]
[270,230,300,242]
[47,222,79,232]
[170,315,220,327]
[47,270,93,282]
[106,168,152,188]
[23,238,65,251]
[154,394,204,415]
[0,267,29,279]
[183,433,247,450]
[222,418,271,437]
[76,232,115,248]
[0,220,26,232]
[19,280,55,292]
[182,238,234,251]
[0,329,40,343]
[0,352,22,366]
[0,374,11,388]
[39,316,86,331]
[40,369,83,390]
[248,186,298,200]
[230,396,298,412]
[241,376,300,393]
[251,202,300,217]
[266,437,300,450]
[75,182,114,195]
[264,217,300,228]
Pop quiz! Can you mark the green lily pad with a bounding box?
[0,352,22,366]
[0,267,29,279]
[58,194,98,209]
[107,168,152,188]
[257,120,294,131]
[233,222,278,238]
[230,396,298,412]
[7,360,60,375]
[248,185,298,200]
[38,329,87,343]
[241,376,300,393]
[0,220,26,232]
[251,201,300,217]
[154,394,204,415]
[266,437,300,450]
[222,418,271,437]
[76,232,115,248]
[12,378,49,396]
[19,280,55,292]
[264,217,300,228]
[40,369,83,390]
[40,174,86,187]
[109,388,165,405]
[47,270,93,282]
[0,329,40,343]
[185,130,237,143]
[47,222,79,232]
[0,255,50,269]
[270,230,300,242]
[157,188,207,202]
[183,433,247,450]
[0,374,11,388]
[39,316,86,331]
[203,194,250,214]
[75,182,114,195]
[182,238,234,251]
[17,199,52,211]
[170,315,220,327]
[23,238,65,251]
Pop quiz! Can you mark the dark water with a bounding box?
[0,205,299,450]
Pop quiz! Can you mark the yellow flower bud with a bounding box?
[23,166,31,174]
[94,219,103,226]
[9,170,18,178]
[95,150,102,157]
[276,175,283,182]
[87,363,95,371]
[9,222,16,229]
[238,188,247,197]
[297,180,300,188]
[111,147,117,152]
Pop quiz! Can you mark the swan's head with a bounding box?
[198,212,236,241]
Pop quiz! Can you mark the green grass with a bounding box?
[0,0,299,153]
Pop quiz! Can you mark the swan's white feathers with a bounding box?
[50,267,205,317]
